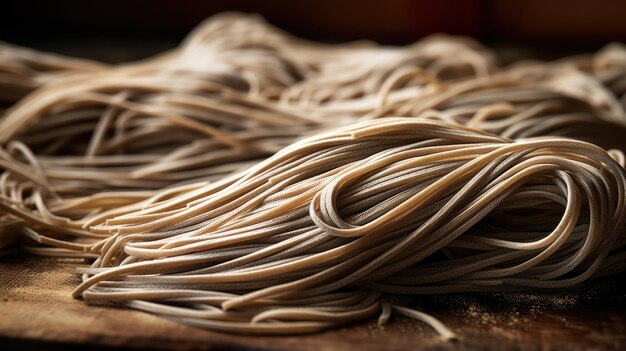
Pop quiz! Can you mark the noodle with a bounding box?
[0,41,106,103]
[73,118,626,335]
[0,13,494,254]
[0,12,625,339]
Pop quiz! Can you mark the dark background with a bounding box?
[1,0,626,63]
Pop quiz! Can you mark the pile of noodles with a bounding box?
[1,12,626,339]
[0,14,494,255]
[74,118,626,336]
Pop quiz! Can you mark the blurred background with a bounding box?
[1,0,626,63]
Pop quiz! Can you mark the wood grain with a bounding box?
[1,254,625,351]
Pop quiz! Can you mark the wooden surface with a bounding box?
[0,254,625,351]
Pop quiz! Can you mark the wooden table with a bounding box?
[1,253,625,351]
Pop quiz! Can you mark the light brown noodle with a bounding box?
[0,12,625,339]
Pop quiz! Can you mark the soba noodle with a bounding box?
[1,12,625,339]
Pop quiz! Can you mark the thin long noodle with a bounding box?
[0,41,106,103]
[0,13,494,255]
[74,118,626,335]
[0,12,625,339]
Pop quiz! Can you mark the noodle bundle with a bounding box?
[73,118,626,335]
[0,14,494,254]
[0,12,625,339]
[377,64,626,154]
